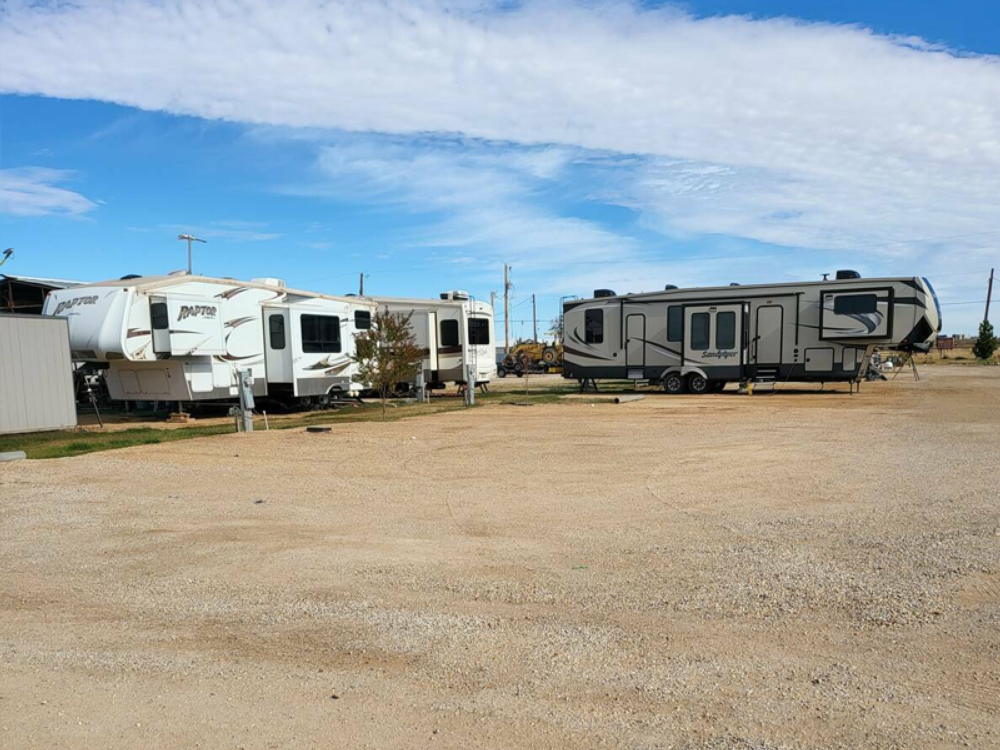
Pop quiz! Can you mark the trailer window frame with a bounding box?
[667,306,682,342]
[467,317,490,346]
[268,313,286,350]
[585,309,604,344]
[716,311,736,350]
[690,312,710,350]
[354,310,372,330]
[300,313,342,353]
[440,318,460,347]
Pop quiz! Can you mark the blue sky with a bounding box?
[2,0,999,336]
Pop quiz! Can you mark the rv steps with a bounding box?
[746,367,779,394]
[627,368,644,380]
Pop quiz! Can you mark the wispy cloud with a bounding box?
[0,167,97,217]
[282,136,636,266]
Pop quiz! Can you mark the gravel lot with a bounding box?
[2,367,999,749]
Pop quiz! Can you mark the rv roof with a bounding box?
[77,274,362,304]
[580,276,921,302]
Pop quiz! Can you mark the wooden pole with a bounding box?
[986,268,995,322]
[504,263,510,353]
[359,272,364,296]
[532,294,537,341]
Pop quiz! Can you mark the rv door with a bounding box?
[263,307,292,383]
[150,296,170,355]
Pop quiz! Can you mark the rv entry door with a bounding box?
[754,305,783,365]
[625,314,645,373]
[263,307,292,384]
[150,296,170,355]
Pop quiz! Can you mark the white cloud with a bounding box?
[0,167,97,216]
[3,0,1000,329]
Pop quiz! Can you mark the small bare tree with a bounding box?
[351,308,424,421]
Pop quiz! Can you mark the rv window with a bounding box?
[585,309,604,344]
[667,306,682,342]
[354,310,372,330]
[690,312,710,350]
[440,319,460,347]
[150,302,169,330]
[268,314,286,350]
[716,312,736,349]
[300,314,341,353]
[833,294,878,316]
[468,318,490,346]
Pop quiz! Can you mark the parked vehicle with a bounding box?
[562,271,941,393]
[370,290,495,389]
[44,273,377,406]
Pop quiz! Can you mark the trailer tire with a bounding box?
[663,373,686,394]
[687,373,710,394]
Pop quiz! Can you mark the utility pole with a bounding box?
[359,272,365,296]
[177,234,207,274]
[986,268,995,322]
[503,263,511,353]
[532,294,537,341]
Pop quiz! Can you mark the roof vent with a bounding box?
[664,284,678,290]
[251,277,286,287]
[594,289,616,298]
[168,269,188,276]
[836,269,861,280]
[439,290,470,301]
[120,274,142,280]
[730,282,741,286]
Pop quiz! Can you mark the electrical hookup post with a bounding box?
[232,368,255,433]
[463,364,476,407]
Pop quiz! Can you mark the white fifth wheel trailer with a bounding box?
[43,274,377,404]
[370,291,496,388]
[562,272,941,393]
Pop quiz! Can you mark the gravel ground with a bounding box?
[1,367,999,749]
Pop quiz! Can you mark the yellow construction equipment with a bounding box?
[497,341,563,377]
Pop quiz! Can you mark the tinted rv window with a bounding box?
[690,312,710,350]
[716,312,736,349]
[667,306,682,342]
[440,319,460,347]
[834,294,878,316]
[150,302,169,330]
[585,309,604,344]
[354,310,372,330]
[468,318,490,345]
[301,314,341,353]
[268,314,286,350]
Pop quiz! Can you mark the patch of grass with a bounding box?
[0,379,593,460]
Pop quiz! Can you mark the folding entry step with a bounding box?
[627,368,644,380]
[749,366,779,393]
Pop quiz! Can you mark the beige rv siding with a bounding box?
[0,315,77,435]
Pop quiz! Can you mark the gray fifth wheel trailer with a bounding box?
[561,273,942,393]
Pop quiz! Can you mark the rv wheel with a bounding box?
[687,373,710,394]
[663,373,686,394]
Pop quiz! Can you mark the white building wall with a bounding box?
[0,315,78,435]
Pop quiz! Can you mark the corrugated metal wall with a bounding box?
[0,315,78,435]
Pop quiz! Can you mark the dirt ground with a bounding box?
[2,367,999,749]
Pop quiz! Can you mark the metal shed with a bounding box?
[0,314,78,435]
[1,274,84,315]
